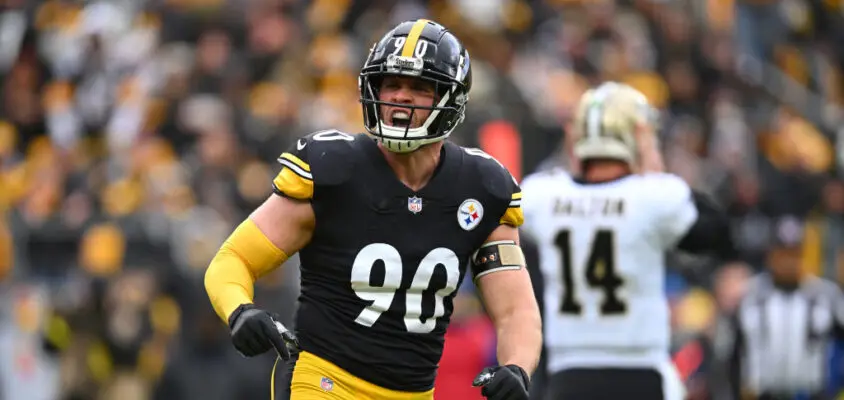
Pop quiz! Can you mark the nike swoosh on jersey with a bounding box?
[297,139,307,151]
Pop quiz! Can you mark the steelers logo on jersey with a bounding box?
[457,199,484,231]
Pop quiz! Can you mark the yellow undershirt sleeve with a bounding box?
[205,219,289,324]
[500,192,525,227]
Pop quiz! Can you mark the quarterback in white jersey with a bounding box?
[522,82,736,400]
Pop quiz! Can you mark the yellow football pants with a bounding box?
[290,351,434,400]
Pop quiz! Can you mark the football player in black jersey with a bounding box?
[205,19,542,400]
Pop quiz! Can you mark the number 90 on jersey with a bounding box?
[351,243,461,334]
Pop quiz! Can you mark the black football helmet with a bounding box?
[359,19,472,153]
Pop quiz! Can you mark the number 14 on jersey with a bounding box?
[555,229,627,316]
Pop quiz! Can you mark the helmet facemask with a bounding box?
[359,53,469,153]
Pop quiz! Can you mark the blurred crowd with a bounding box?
[1,0,843,399]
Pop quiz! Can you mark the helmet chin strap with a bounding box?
[369,125,450,153]
[380,138,424,153]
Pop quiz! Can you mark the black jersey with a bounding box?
[271,130,524,392]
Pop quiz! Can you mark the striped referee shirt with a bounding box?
[728,273,844,396]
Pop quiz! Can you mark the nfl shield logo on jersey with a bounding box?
[408,196,423,214]
[320,377,334,391]
[457,199,484,231]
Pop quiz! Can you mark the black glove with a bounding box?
[472,365,530,400]
[228,304,299,360]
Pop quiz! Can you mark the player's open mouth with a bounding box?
[389,109,412,127]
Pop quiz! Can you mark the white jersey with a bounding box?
[522,169,699,373]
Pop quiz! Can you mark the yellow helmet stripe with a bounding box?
[402,19,430,57]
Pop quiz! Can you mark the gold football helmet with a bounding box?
[572,82,658,166]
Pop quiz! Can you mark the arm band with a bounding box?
[204,219,289,324]
[471,240,526,281]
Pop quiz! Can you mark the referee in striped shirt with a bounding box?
[727,216,844,400]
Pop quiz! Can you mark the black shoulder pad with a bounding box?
[463,147,520,202]
[297,129,358,186]
[461,146,523,227]
[272,129,358,200]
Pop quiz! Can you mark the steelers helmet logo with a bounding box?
[457,199,484,231]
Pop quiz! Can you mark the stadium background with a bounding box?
[1,0,844,399]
